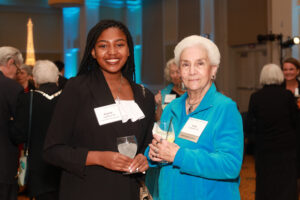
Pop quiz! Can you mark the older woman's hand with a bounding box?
[149,134,180,163]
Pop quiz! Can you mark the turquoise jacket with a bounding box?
[145,83,244,200]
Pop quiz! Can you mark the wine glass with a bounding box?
[153,120,175,163]
[117,135,138,174]
[155,120,175,143]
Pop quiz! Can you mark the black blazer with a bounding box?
[0,71,23,184]
[246,84,299,155]
[10,83,61,197]
[43,68,155,200]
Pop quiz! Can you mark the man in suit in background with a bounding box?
[0,46,23,200]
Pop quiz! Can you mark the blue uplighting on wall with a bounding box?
[85,0,100,7]
[65,48,79,78]
[126,0,141,10]
[63,7,80,78]
[134,45,142,83]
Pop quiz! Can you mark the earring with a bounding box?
[181,82,186,90]
[211,75,216,80]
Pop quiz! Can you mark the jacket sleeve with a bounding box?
[9,92,29,145]
[172,101,244,180]
[43,79,89,178]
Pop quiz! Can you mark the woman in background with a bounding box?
[282,57,300,97]
[16,64,35,92]
[247,63,299,200]
[10,60,62,200]
[154,58,185,121]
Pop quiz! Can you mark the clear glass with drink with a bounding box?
[117,135,138,174]
[153,120,175,143]
[152,120,175,163]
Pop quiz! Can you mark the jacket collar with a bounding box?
[87,67,142,107]
[86,67,143,135]
[171,83,216,117]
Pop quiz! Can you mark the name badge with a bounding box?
[178,118,208,143]
[164,94,176,104]
[94,104,122,126]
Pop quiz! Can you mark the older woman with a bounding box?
[146,35,243,200]
[10,60,62,200]
[16,64,35,92]
[247,63,299,200]
[154,58,185,121]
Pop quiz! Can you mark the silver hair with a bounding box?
[164,58,177,82]
[20,64,33,76]
[174,35,221,67]
[259,63,284,85]
[0,46,23,66]
[33,60,59,85]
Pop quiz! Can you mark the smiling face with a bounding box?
[91,27,130,76]
[179,45,217,92]
[282,62,299,81]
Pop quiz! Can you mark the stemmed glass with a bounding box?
[153,120,175,163]
[154,120,175,143]
[117,135,138,174]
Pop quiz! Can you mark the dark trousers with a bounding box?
[35,191,59,200]
[0,182,18,200]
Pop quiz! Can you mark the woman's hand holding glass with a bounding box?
[87,151,133,172]
[117,135,148,174]
[149,134,180,163]
[129,153,149,173]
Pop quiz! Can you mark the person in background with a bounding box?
[10,60,62,200]
[282,57,300,97]
[146,35,244,200]
[247,63,299,200]
[154,58,185,121]
[43,19,155,200]
[16,64,35,93]
[53,60,68,89]
[0,46,23,200]
[146,58,185,199]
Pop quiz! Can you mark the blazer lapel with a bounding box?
[87,68,115,107]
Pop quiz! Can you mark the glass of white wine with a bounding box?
[117,135,138,174]
[153,120,175,143]
[153,120,175,163]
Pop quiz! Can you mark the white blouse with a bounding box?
[115,99,145,123]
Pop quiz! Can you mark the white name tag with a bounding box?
[94,104,122,126]
[178,118,208,143]
[164,94,176,104]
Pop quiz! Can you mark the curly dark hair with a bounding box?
[77,19,135,81]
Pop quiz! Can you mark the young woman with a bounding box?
[44,20,155,200]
